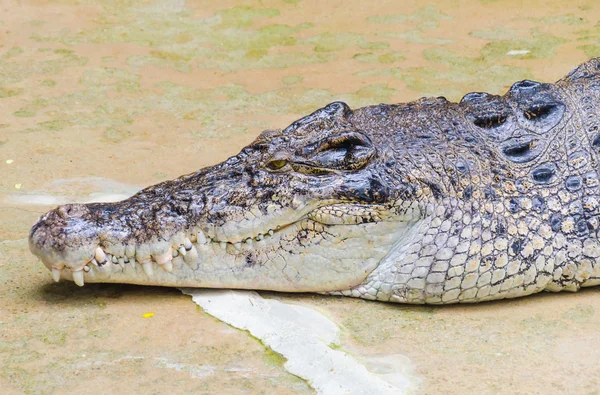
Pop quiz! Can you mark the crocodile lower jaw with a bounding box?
[32,202,397,288]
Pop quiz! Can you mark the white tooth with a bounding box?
[51,268,61,282]
[178,246,187,256]
[98,261,112,274]
[197,231,207,244]
[154,248,173,265]
[143,261,153,277]
[256,234,264,241]
[118,258,125,265]
[72,270,84,287]
[234,242,242,250]
[184,238,192,250]
[111,255,117,263]
[125,244,136,258]
[268,230,274,236]
[163,261,173,272]
[83,265,91,272]
[172,249,179,258]
[90,258,98,266]
[184,245,198,266]
[95,247,107,263]
[245,238,253,245]
[220,242,227,250]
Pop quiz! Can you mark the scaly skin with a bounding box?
[29,59,600,304]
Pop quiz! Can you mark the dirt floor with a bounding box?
[2,0,600,393]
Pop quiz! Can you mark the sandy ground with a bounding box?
[2,0,600,393]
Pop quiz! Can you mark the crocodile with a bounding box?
[29,58,600,304]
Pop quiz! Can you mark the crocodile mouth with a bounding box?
[29,203,391,287]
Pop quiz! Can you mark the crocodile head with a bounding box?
[29,102,425,291]
[29,59,600,303]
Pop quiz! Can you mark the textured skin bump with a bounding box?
[29,58,600,304]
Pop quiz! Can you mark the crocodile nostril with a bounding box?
[56,204,89,219]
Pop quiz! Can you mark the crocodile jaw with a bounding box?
[29,201,415,291]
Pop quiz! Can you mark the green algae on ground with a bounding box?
[577,22,600,57]
[38,119,72,131]
[42,329,67,345]
[282,75,303,85]
[13,110,35,117]
[469,26,519,40]
[128,51,192,73]
[378,29,454,45]
[262,346,288,368]
[341,301,438,347]
[368,6,453,45]
[0,87,23,98]
[102,127,133,143]
[215,5,280,28]
[479,29,568,60]
[366,5,452,30]
[307,32,389,53]
[30,2,331,72]
[525,14,587,25]
[7,350,44,365]
[1,46,24,59]
[561,304,596,323]
[356,56,531,99]
[353,51,405,64]
[356,26,566,99]
[0,47,88,85]
[519,315,569,335]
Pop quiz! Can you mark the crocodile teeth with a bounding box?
[72,270,85,287]
[118,258,125,265]
[125,244,136,258]
[142,261,153,277]
[234,242,242,250]
[83,265,91,272]
[154,248,172,265]
[256,234,264,241]
[268,230,274,236]
[183,238,193,250]
[162,261,173,272]
[178,245,187,256]
[220,242,227,250]
[98,261,112,274]
[51,268,61,282]
[197,231,207,245]
[184,245,198,265]
[245,238,253,245]
[95,247,107,263]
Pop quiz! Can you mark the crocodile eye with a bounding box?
[266,159,288,170]
[301,131,375,171]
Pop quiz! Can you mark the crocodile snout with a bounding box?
[29,204,100,285]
